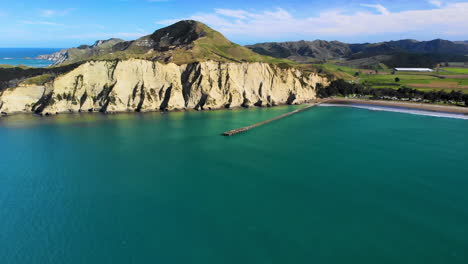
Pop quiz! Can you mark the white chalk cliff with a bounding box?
[0,59,328,115]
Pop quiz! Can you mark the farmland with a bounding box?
[317,63,468,94]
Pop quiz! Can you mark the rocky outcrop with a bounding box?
[0,59,328,115]
[0,85,45,114]
[36,49,69,65]
[36,38,125,66]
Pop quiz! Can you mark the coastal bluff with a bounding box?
[0,59,328,115]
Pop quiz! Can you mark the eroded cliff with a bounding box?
[0,59,328,115]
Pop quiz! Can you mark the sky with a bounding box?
[0,0,467,48]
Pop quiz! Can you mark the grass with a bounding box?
[362,74,438,85]
[181,23,294,65]
[440,67,468,74]
[57,21,295,68]
[20,74,53,85]
[314,62,468,94]
[0,64,31,69]
[312,63,358,80]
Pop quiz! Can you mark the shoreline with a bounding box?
[2,98,467,120]
[321,98,468,114]
[0,103,306,119]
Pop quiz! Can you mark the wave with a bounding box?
[320,103,468,120]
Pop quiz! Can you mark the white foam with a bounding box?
[320,103,468,120]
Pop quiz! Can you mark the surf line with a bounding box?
[222,103,319,136]
[320,103,468,120]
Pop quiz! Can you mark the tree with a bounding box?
[354,72,360,77]
[395,77,400,83]
[463,94,468,107]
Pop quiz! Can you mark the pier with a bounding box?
[222,103,319,136]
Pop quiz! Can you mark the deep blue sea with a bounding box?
[0,48,61,67]
[1,105,468,264]
[1,48,468,263]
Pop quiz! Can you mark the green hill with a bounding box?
[42,20,291,66]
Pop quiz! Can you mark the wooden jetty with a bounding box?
[222,103,319,136]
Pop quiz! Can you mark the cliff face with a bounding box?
[0,59,328,115]
[36,49,69,65]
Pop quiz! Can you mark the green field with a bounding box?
[440,67,468,74]
[313,63,360,80]
[0,64,31,69]
[319,63,468,94]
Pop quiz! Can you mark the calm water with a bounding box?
[1,106,468,264]
[0,48,61,67]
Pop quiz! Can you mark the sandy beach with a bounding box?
[321,98,468,114]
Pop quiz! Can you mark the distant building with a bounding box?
[394,68,434,72]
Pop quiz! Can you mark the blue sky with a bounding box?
[0,0,467,47]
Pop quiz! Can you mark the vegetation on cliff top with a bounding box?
[19,74,54,86]
[0,63,83,91]
[50,20,293,66]
[1,21,310,91]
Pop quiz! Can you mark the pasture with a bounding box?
[319,63,468,94]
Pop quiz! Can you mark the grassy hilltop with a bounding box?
[49,20,292,66]
[0,20,297,90]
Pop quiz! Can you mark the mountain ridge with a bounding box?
[247,38,468,67]
[38,20,289,66]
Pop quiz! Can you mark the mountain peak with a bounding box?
[149,20,212,51]
[38,20,289,66]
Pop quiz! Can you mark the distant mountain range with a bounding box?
[246,39,468,68]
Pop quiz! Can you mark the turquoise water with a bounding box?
[1,106,468,263]
[0,48,61,67]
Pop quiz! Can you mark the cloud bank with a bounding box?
[157,2,468,40]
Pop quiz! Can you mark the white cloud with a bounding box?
[428,0,443,7]
[360,4,390,15]
[214,9,250,19]
[39,8,75,17]
[156,3,468,39]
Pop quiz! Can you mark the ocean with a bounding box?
[1,105,467,264]
[0,48,61,67]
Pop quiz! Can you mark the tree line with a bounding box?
[317,79,468,106]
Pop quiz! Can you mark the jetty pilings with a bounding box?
[222,104,318,136]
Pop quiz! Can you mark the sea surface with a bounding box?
[1,106,468,264]
[0,48,61,67]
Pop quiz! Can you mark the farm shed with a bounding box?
[394,68,434,72]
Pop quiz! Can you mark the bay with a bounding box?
[0,48,61,67]
[0,106,468,264]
